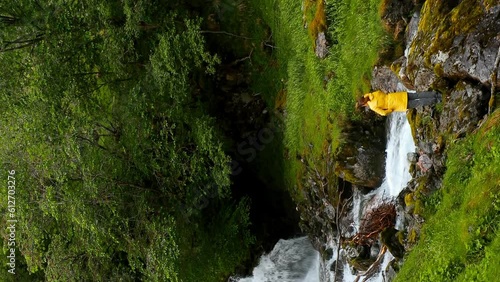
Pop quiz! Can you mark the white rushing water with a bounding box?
[237,237,320,282]
[238,113,415,282]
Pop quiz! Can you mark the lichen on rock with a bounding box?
[407,0,500,88]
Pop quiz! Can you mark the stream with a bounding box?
[237,112,415,282]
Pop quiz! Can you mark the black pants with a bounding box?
[407,91,441,109]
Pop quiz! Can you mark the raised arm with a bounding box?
[371,106,391,116]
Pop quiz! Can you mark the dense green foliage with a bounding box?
[396,110,500,281]
[0,1,254,281]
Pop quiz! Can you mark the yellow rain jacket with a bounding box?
[363,90,408,116]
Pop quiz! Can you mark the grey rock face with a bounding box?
[406,4,500,89]
[438,6,500,87]
[315,32,328,59]
[335,138,386,188]
[371,66,402,93]
[439,81,489,135]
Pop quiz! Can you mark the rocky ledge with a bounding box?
[393,0,499,252]
[297,1,499,279]
[306,0,500,279]
[338,0,500,277]
[363,2,500,277]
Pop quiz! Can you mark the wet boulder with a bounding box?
[380,227,405,259]
[334,120,386,188]
[329,259,345,277]
[439,80,489,135]
[347,245,375,272]
[385,258,403,282]
[370,242,381,259]
[409,67,439,91]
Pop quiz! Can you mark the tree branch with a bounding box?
[200,30,253,40]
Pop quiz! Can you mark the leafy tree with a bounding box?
[0,0,254,280]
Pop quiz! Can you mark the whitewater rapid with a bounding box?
[237,112,415,282]
[237,237,320,282]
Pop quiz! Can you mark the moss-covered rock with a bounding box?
[404,192,416,213]
[407,0,500,88]
[439,80,489,136]
[407,228,419,245]
[335,119,386,188]
[371,66,403,93]
[380,227,405,258]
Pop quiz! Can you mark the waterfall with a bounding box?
[237,113,415,282]
[325,112,415,282]
[384,113,415,197]
[237,237,320,282]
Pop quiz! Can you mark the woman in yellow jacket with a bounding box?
[358,90,442,116]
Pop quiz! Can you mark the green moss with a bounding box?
[413,198,424,215]
[434,102,444,114]
[390,61,402,76]
[414,113,422,129]
[409,162,416,175]
[396,230,406,246]
[404,193,416,207]
[407,228,419,244]
[406,109,418,142]
[415,174,431,195]
[421,115,433,127]
[434,63,444,77]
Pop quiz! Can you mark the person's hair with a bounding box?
[356,96,369,108]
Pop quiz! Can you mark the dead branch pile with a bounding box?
[349,201,396,246]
